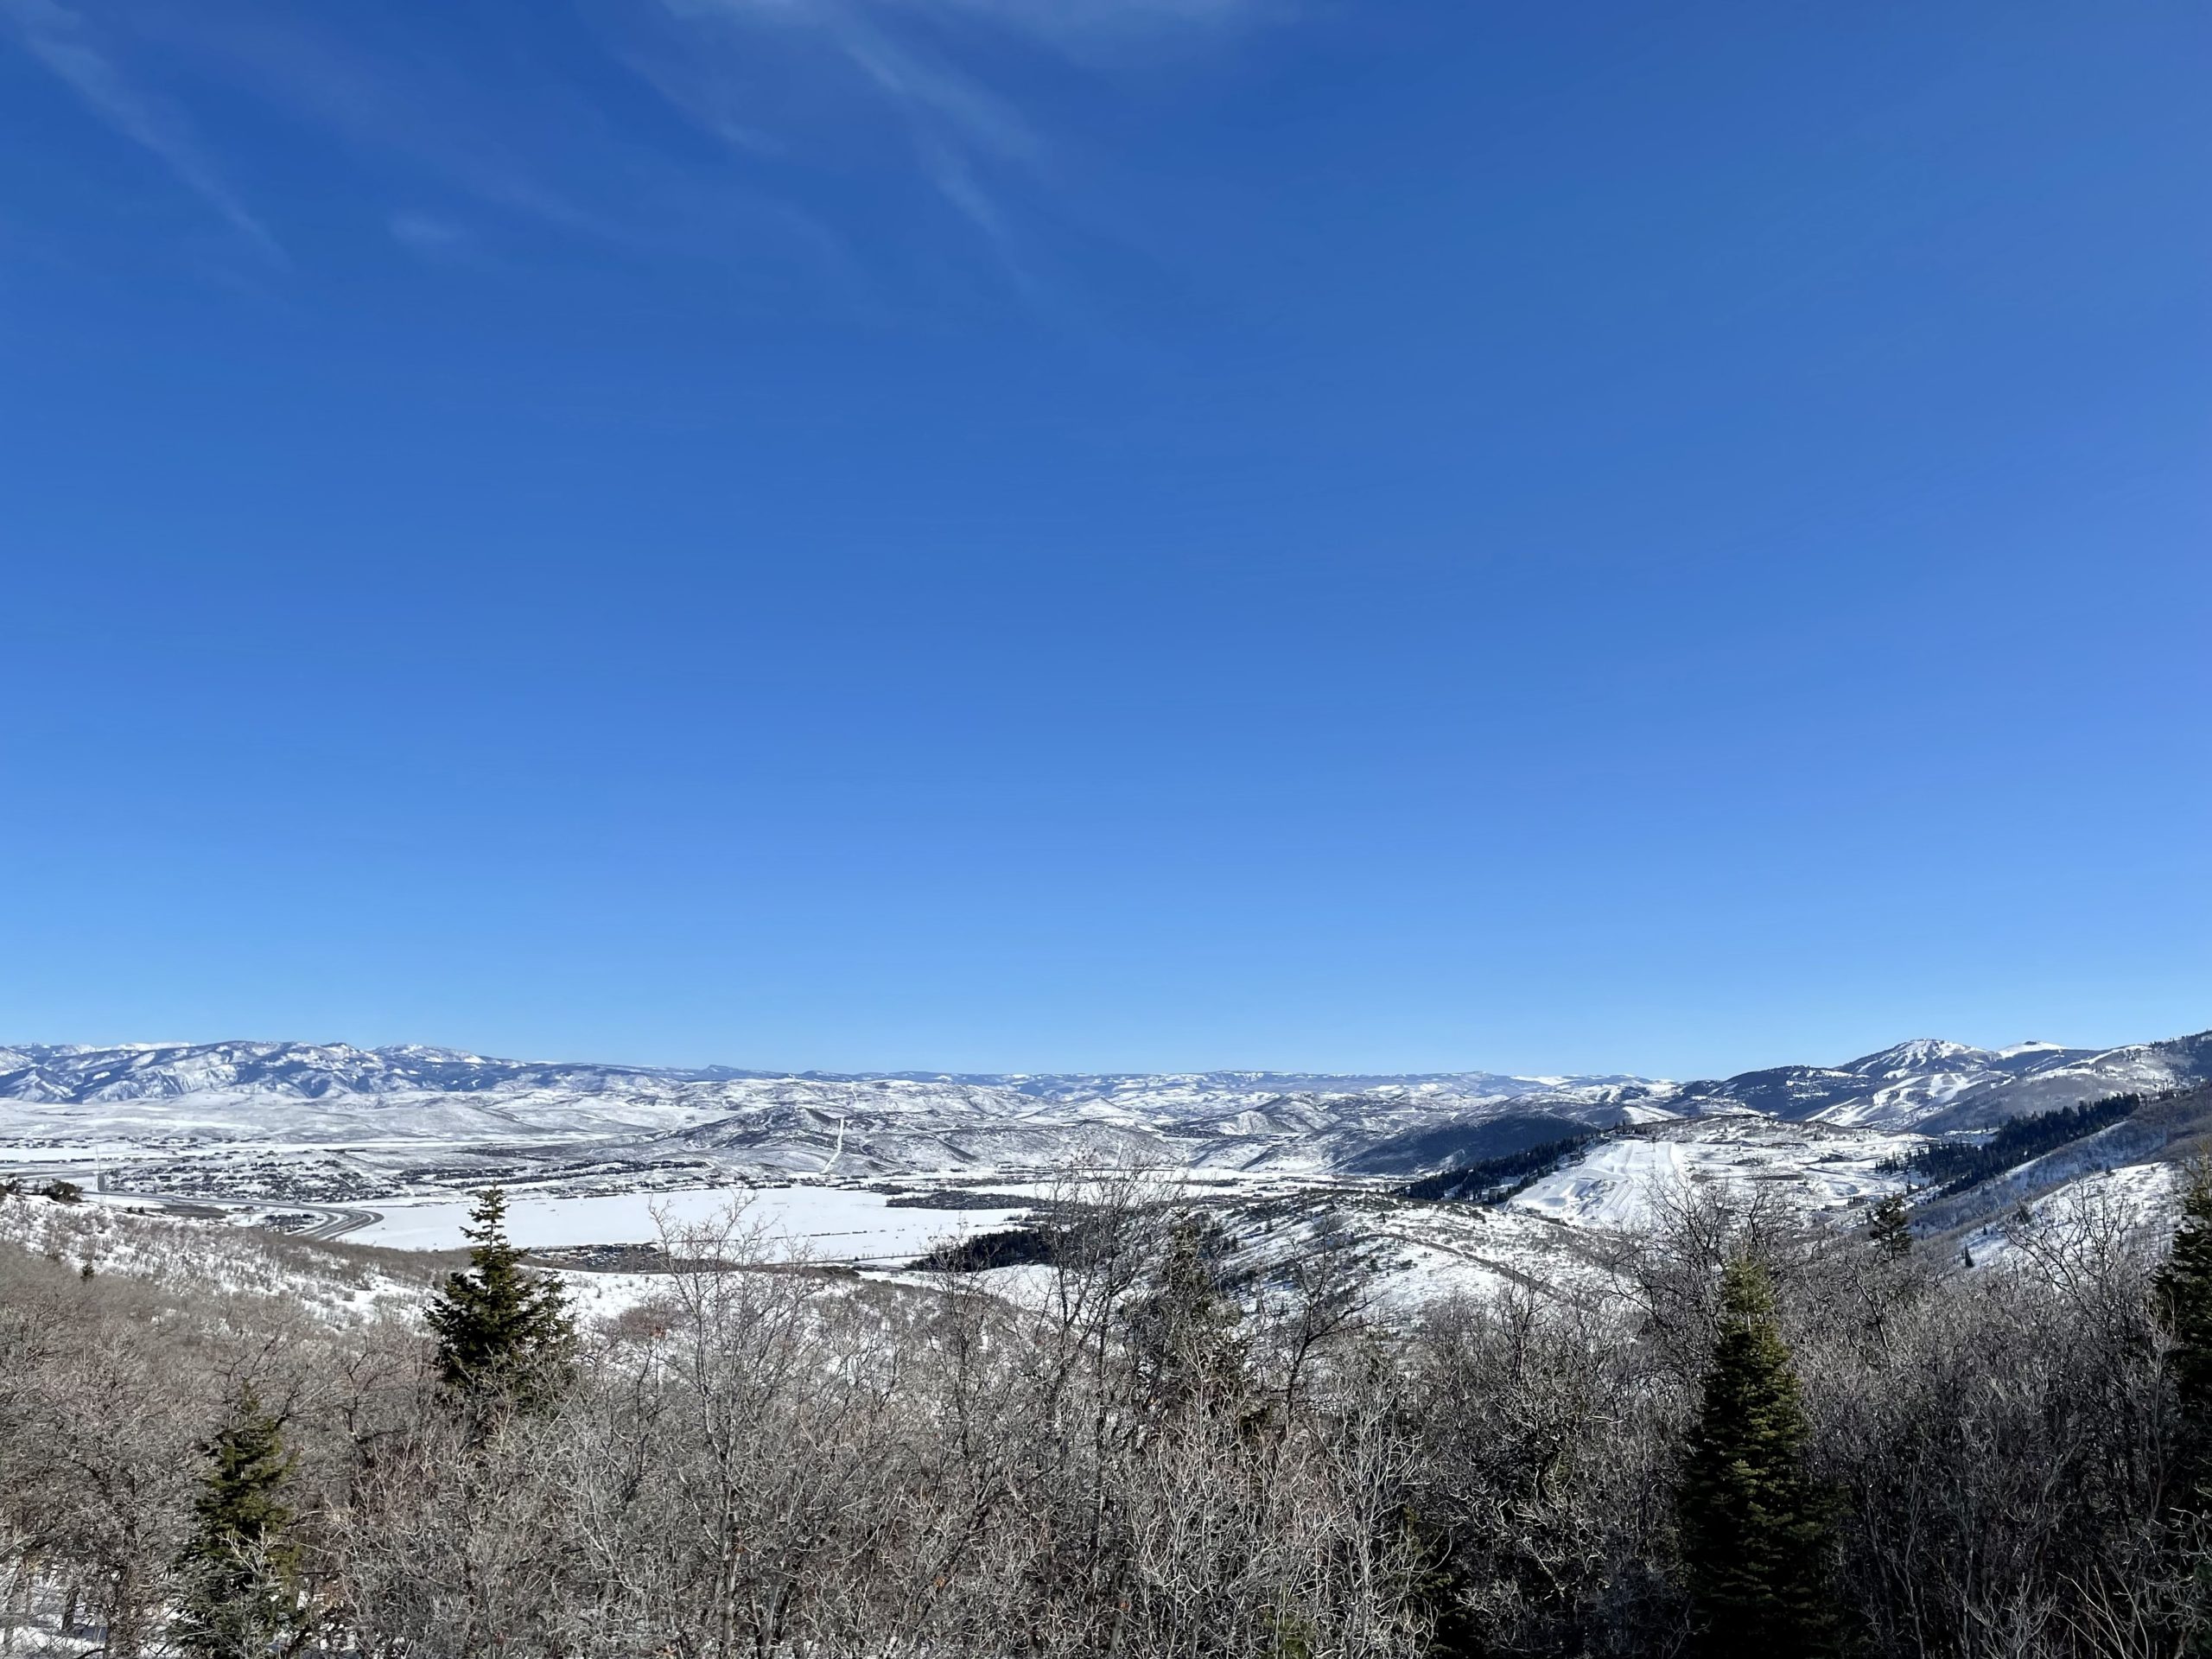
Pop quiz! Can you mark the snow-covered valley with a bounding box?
[5,1032,2209,1307]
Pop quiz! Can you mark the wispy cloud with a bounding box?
[158,8,611,243]
[653,2,1053,270]
[3,0,1272,302]
[908,0,1268,60]
[625,0,1264,289]
[832,17,1043,168]
[694,0,1268,59]
[0,0,278,256]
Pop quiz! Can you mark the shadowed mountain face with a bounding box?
[1337,1113,1594,1179]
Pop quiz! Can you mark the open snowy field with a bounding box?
[1960,1160,2180,1269]
[350,1183,1028,1264]
[1506,1120,1916,1230]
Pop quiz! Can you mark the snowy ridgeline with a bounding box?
[3,1030,2209,1192]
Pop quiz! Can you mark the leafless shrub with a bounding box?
[0,1164,2202,1659]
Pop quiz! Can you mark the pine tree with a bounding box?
[2158,1160,2212,1493]
[1867,1192,1912,1260]
[1127,1215,1246,1411]
[2155,1162,2212,1650]
[175,1386,302,1658]
[1677,1257,1840,1659]
[426,1186,576,1408]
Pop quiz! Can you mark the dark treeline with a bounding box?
[5,1166,2212,1658]
[911,1222,1062,1273]
[1891,1094,2141,1195]
[1402,1129,1605,1204]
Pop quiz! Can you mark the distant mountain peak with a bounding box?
[1847,1038,1983,1074]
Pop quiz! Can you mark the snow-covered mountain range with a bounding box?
[4,1033,2209,1299]
[3,1030,2207,1195]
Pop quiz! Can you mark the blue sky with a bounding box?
[2,1,2206,1078]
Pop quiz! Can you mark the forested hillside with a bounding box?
[1893,1092,2141,1194]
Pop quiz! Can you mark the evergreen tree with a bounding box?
[1678,1257,1840,1658]
[1127,1215,1246,1410]
[1867,1192,1912,1260]
[2155,1162,2212,1650]
[175,1386,302,1658]
[426,1186,576,1408]
[2158,1160,2212,1491]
